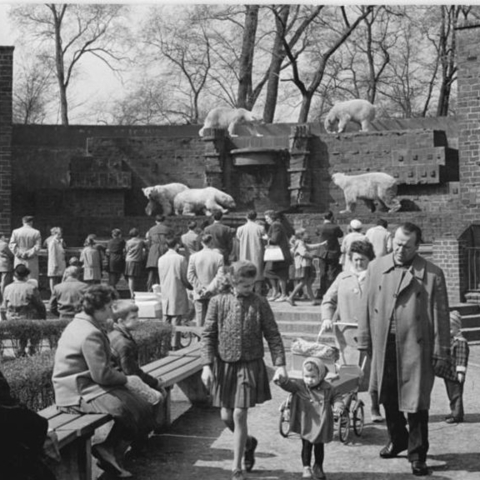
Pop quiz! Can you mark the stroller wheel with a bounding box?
[279,397,291,438]
[337,410,351,443]
[353,402,365,436]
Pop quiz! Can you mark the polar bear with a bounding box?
[142,183,189,216]
[198,107,263,138]
[324,99,375,133]
[332,172,400,214]
[173,187,236,216]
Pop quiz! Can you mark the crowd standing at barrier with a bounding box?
[0,211,471,480]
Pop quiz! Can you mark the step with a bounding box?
[451,303,480,316]
[462,328,480,343]
[459,314,480,329]
[270,302,322,322]
[277,320,321,335]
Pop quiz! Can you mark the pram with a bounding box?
[279,322,367,443]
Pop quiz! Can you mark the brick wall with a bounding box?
[0,47,13,234]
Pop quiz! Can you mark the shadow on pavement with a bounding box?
[429,412,480,424]
[430,453,480,473]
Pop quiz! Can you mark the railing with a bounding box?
[466,247,480,292]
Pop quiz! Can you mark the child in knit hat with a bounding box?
[275,358,344,480]
[444,310,469,423]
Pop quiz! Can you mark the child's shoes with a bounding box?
[312,463,326,480]
[302,466,313,478]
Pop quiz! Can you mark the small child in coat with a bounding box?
[276,357,344,480]
[444,310,469,423]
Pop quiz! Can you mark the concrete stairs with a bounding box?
[271,300,480,346]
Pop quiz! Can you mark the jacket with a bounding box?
[204,222,235,262]
[52,312,127,407]
[278,373,343,443]
[9,225,42,280]
[48,277,88,318]
[202,291,286,366]
[108,324,159,389]
[0,240,14,273]
[187,247,224,300]
[357,253,450,412]
[316,222,343,260]
[2,279,46,320]
[158,250,191,316]
[267,221,292,264]
[146,223,173,268]
[365,225,392,257]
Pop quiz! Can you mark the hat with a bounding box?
[450,310,462,330]
[14,264,30,278]
[350,219,363,231]
[302,357,329,380]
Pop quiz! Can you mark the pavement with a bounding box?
[114,345,480,480]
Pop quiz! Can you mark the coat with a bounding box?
[181,230,201,259]
[0,240,14,273]
[204,222,235,263]
[365,225,392,258]
[52,312,127,407]
[9,225,42,280]
[268,220,292,264]
[80,246,102,281]
[146,223,173,268]
[187,247,224,300]
[316,221,343,259]
[45,236,66,277]
[357,253,450,412]
[157,250,191,316]
[236,220,266,281]
[48,277,88,318]
[277,359,343,444]
[2,279,46,320]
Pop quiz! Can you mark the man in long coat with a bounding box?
[236,210,266,293]
[9,216,42,281]
[146,215,173,292]
[357,222,450,477]
[158,238,192,349]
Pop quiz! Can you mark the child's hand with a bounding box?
[201,365,214,390]
[457,372,465,384]
[273,366,288,385]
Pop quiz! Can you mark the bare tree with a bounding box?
[10,4,128,125]
[278,6,373,123]
[13,54,56,124]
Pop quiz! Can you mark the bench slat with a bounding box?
[148,355,199,381]
[142,355,185,374]
[153,357,203,386]
[47,413,83,431]
[55,429,79,450]
[39,405,62,420]
[55,414,111,437]
[169,343,202,357]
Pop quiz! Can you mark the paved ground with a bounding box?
[113,346,480,480]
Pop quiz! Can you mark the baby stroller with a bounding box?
[280,322,367,444]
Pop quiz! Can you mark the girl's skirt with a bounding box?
[294,265,316,281]
[125,261,144,278]
[264,260,290,281]
[211,357,272,409]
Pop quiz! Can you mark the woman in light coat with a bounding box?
[45,226,66,293]
[320,240,383,422]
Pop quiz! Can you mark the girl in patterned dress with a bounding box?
[202,261,288,480]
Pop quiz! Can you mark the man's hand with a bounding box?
[457,372,465,384]
[433,358,449,376]
[273,366,288,385]
[321,319,333,331]
[201,365,214,390]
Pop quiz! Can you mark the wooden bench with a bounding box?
[142,342,209,427]
[37,342,206,479]
[38,405,111,480]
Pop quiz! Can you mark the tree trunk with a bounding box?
[297,92,314,124]
[52,6,69,125]
[237,5,259,109]
[263,6,289,123]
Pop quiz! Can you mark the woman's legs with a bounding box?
[109,272,121,288]
[301,439,313,466]
[288,279,307,305]
[127,276,135,298]
[268,279,279,299]
[278,278,288,299]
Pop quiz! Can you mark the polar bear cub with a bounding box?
[332,172,400,213]
[324,99,375,133]
[199,107,263,137]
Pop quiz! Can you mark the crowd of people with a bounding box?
[0,212,471,480]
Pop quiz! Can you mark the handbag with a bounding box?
[264,245,285,262]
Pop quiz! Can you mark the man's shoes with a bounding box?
[445,416,463,424]
[411,460,429,476]
[312,463,326,479]
[379,441,408,458]
[244,436,257,472]
[302,466,313,478]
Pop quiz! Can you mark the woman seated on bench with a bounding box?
[52,284,155,478]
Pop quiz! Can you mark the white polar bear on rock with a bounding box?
[198,107,263,138]
[332,172,400,214]
[174,187,236,216]
[142,183,189,216]
[324,99,375,133]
